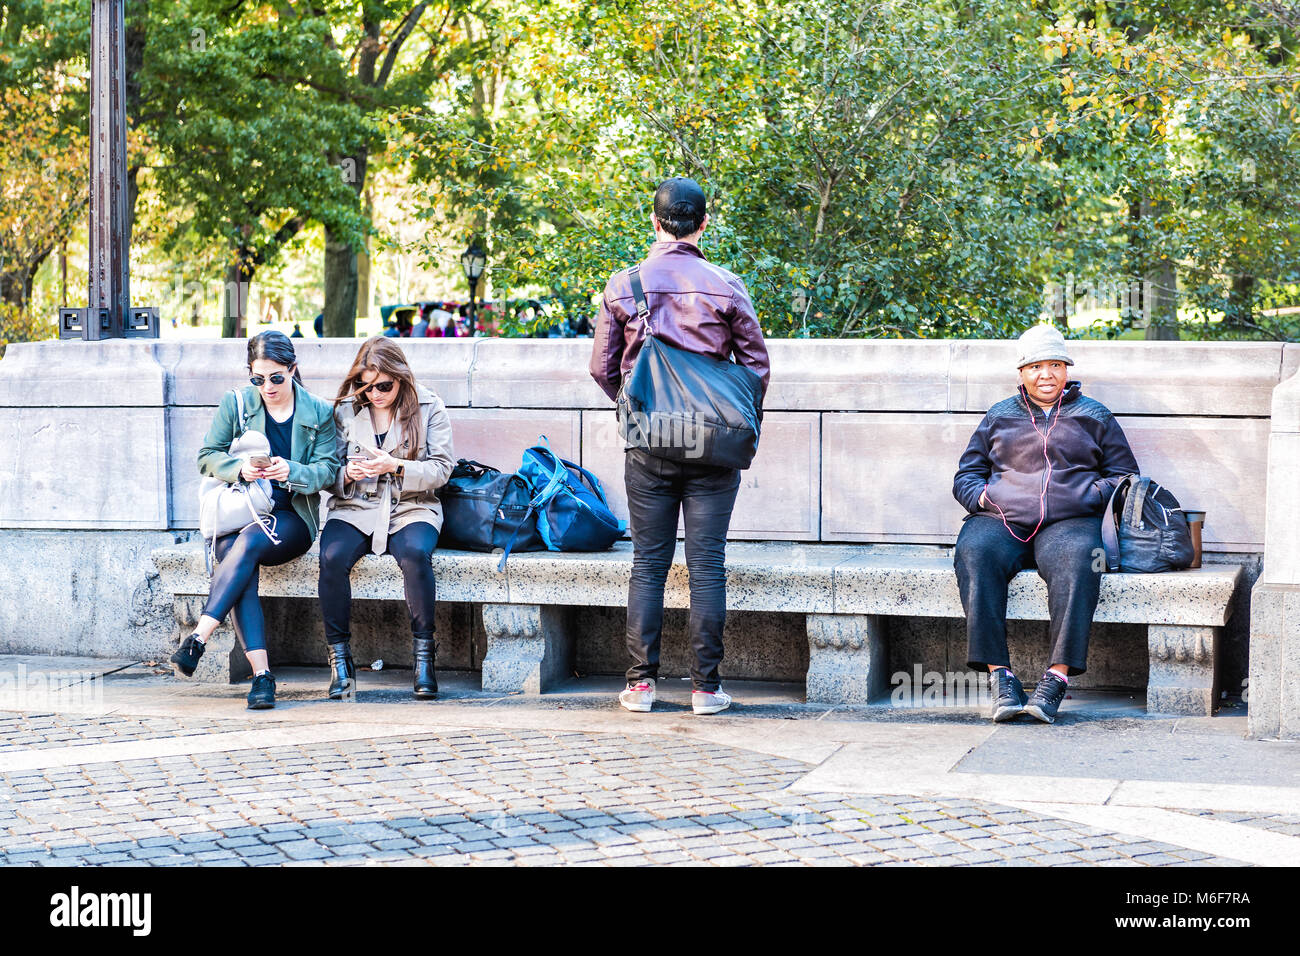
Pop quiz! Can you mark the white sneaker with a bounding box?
[619,679,656,713]
[692,687,732,715]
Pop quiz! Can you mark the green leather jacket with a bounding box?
[196,379,341,542]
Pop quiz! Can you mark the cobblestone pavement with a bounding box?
[0,712,286,752]
[0,721,1250,867]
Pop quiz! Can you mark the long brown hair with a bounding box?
[335,337,423,458]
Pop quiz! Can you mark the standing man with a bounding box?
[952,325,1139,723]
[590,177,770,716]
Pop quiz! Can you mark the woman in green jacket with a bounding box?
[172,331,340,709]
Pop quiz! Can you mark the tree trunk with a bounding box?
[0,273,25,311]
[356,245,370,321]
[1144,257,1179,340]
[322,146,368,338]
[0,244,54,313]
[223,257,255,339]
[1225,274,1256,329]
[1139,198,1179,339]
[323,225,359,338]
[356,188,372,321]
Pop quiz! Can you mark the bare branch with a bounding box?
[377,2,432,89]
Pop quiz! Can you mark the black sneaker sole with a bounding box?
[1023,704,1057,723]
[247,699,276,710]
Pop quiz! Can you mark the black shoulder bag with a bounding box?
[615,265,764,470]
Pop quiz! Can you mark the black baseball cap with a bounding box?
[653,177,707,222]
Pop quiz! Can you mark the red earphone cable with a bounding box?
[988,386,1064,543]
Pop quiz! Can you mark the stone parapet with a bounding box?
[0,339,1286,549]
[1249,356,1300,738]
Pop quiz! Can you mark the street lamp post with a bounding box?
[59,0,157,340]
[460,244,486,337]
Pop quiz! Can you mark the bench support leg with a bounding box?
[806,614,887,704]
[1147,624,1220,716]
[481,604,572,695]
[172,596,250,685]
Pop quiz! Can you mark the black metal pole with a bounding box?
[87,0,129,340]
[468,280,477,337]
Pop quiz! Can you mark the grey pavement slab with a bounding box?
[955,714,1300,788]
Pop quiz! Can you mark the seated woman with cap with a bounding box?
[952,324,1139,724]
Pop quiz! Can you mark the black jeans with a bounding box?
[204,508,312,654]
[318,519,438,644]
[623,447,741,692]
[953,514,1103,676]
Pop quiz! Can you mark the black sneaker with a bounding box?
[170,634,206,677]
[247,672,276,710]
[1024,672,1069,723]
[989,669,1027,722]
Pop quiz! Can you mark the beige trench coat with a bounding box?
[324,383,456,554]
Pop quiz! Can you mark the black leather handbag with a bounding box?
[1100,475,1195,572]
[437,459,546,554]
[616,265,764,470]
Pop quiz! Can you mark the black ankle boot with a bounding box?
[412,637,438,699]
[327,641,355,700]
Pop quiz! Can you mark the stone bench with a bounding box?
[151,540,1241,715]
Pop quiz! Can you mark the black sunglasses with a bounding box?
[250,373,289,387]
[358,379,397,394]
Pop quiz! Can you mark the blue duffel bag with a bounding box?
[497,436,626,570]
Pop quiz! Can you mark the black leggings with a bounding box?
[203,508,312,654]
[318,519,438,644]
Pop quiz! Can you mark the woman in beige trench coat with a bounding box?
[318,337,455,700]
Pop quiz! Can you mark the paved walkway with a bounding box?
[0,656,1296,867]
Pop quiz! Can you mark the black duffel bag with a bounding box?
[1100,474,1195,572]
[616,265,764,471]
[438,459,546,554]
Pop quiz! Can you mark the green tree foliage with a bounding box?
[402,0,1300,340]
[1031,1,1300,340]
[0,0,87,334]
[248,0,474,338]
[5,0,1299,341]
[139,0,371,335]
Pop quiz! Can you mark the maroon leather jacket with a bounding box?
[589,241,771,402]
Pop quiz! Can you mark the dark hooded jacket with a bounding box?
[952,381,1139,531]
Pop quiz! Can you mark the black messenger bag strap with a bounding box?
[1100,474,1134,571]
[627,266,655,337]
[1124,477,1152,533]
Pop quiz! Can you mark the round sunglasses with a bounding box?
[250,373,289,387]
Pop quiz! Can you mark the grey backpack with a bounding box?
[1100,475,1195,573]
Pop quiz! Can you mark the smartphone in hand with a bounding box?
[249,454,273,469]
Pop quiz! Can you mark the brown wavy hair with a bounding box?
[335,337,423,458]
